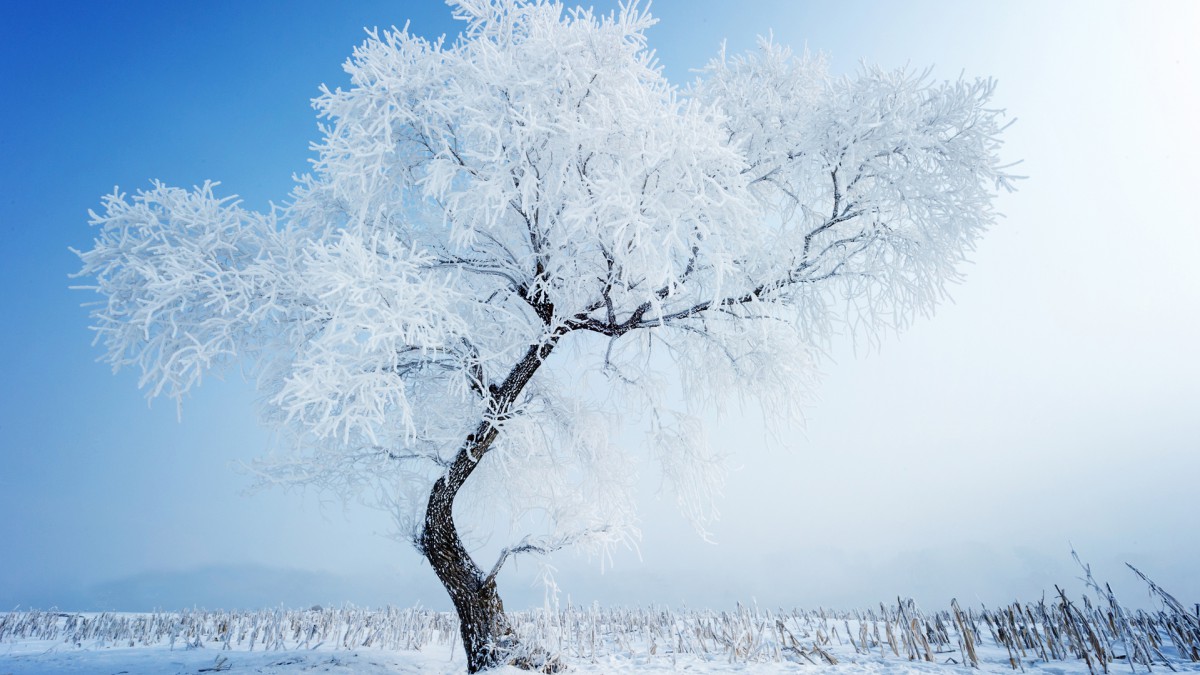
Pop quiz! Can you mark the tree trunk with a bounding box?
[421,472,514,673]
[419,338,566,672]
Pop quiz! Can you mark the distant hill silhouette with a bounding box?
[7,564,448,612]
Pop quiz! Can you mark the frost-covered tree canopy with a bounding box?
[75,0,1014,569]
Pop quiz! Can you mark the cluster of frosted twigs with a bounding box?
[3,580,1197,672]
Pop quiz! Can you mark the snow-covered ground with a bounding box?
[3,603,1199,675]
[2,641,454,674]
[4,637,1198,674]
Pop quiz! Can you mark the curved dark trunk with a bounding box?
[422,472,512,672]
[419,337,563,673]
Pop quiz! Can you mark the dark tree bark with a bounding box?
[419,338,563,673]
[421,469,513,672]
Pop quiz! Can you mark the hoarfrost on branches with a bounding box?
[75,0,1014,596]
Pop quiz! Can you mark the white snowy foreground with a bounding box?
[4,638,1199,675]
[4,601,1199,675]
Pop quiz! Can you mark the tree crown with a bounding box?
[75,0,1015,561]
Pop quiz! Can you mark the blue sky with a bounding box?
[1,0,1198,612]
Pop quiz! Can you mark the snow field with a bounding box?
[3,586,1198,674]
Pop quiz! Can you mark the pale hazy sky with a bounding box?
[1,0,1197,612]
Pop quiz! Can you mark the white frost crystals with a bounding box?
[75,182,295,405]
[73,0,1015,576]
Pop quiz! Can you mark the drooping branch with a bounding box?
[484,527,612,586]
[380,448,453,469]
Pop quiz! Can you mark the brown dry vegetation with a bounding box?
[3,565,1196,671]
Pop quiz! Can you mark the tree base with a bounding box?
[464,627,565,673]
[502,642,565,673]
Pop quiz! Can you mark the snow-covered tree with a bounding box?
[74,1,1014,671]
